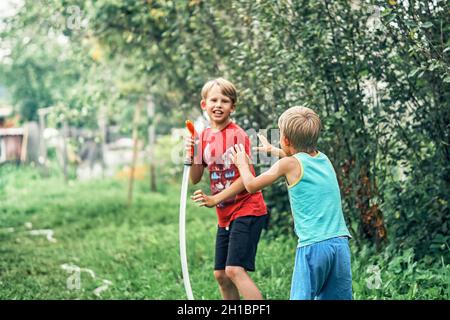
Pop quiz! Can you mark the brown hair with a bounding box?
[278,106,321,153]
[201,78,237,105]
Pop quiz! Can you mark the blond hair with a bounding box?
[201,78,237,105]
[278,106,321,153]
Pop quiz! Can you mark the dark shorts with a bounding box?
[214,215,268,272]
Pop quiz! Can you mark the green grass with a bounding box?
[0,165,448,299]
[0,165,294,299]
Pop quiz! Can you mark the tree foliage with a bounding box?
[1,0,448,260]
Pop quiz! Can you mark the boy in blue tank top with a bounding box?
[230,106,352,300]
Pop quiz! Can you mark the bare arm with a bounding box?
[238,158,290,193]
[214,177,245,202]
[265,146,287,159]
[231,144,292,193]
[189,164,204,184]
[191,177,246,207]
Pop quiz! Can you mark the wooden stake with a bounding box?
[147,96,157,192]
[128,100,143,206]
[62,121,69,183]
[20,123,29,163]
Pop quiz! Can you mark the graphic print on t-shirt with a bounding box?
[199,122,267,227]
[204,144,240,208]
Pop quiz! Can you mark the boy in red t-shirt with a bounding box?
[185,78,267,300]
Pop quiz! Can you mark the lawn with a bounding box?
[0,165,448,299]
[0,165,294,299]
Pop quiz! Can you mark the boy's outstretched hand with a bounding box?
[253,133,287,158]
[253,133,273,154]
[230,144,251,169]
[191,190,218,208]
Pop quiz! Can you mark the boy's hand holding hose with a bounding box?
[184,119,198,165]
[184,135,196,164]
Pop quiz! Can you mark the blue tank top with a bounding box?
[287,151,351,247]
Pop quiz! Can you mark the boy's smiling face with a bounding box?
[201,84,235,127]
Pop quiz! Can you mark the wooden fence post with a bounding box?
[128,100,143,206]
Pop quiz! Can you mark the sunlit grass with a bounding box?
[0,165,448,299]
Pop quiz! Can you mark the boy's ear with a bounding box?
[283,136,291,146]
[230,104,236,113]
[200,100,207,111]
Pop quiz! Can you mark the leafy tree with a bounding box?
[2,0,448,260]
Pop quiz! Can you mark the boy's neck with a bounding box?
[210,118,232,132]
[289,148,318,157]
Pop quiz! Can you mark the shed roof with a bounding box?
[0,128,24,136]
[0,107,12,118]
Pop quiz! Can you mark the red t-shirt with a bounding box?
[196,121,267,227]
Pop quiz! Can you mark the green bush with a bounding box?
[84,0,449,258]
[351,244,449,300]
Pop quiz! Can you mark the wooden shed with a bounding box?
[0,128,24,164]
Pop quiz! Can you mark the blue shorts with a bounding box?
[290,236,352,300]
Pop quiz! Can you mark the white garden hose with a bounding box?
[179,164,194,300]
[179,120,195,300]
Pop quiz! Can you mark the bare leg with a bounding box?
[225,266,263,300]
[214,270,240,300]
